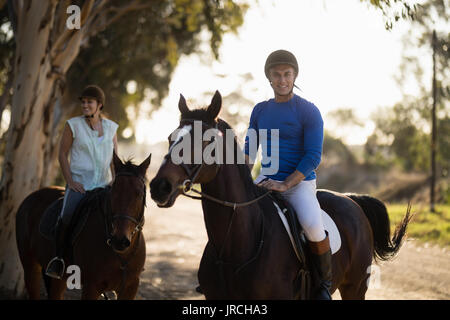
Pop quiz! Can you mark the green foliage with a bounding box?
[365,98,449,174]
[326,108,364,128]
[365,0,449,175]
[1,1,248,141]
[387,203,450,246]
[323,131,357,166]
[362,0,420,29]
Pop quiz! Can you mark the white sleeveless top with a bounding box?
[67,116,119,191]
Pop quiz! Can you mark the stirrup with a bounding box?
[45,257,65,280]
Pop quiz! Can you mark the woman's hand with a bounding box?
[68,181,86,194]
[257,179,288,192]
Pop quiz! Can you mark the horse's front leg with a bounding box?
[116,277,139,300]
[48,278,67,300]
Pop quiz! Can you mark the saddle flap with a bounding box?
[69,186,111,246]
[38,187,111,245]
[271,192,341,256]
[270,192,307,264]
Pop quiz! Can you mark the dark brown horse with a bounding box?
[16,152,151,299]
[150,91,412,299]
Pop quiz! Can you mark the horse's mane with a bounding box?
[180,108,266,198]
[119,158,146,180]
[116,158,147,207]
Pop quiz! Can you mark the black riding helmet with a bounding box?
[264,50,299,79]
[79,85,105,110]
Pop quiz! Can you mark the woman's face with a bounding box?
[81,97,100,117]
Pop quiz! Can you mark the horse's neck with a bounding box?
[201,164,263,262]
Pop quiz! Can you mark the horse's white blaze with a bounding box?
[160,125,192,167]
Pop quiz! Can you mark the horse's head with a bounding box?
[109,152,151,252]
[150,91,224,208]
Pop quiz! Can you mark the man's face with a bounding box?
[268,64,296,97]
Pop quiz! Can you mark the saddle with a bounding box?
[268,191,342,299]
[268,192,307,263]
[39,187,111,246]
[268,192,316,300]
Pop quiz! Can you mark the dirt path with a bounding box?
[136,195,450,300]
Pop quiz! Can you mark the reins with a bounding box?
[180,181,271,211]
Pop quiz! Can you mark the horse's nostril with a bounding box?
[122,238,131,248]
[150,178,172,199]
[160,179,172,194]
[111,236,130,251]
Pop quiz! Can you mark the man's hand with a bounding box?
[257,179,288,192]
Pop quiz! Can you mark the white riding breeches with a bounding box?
[255,175,326,242]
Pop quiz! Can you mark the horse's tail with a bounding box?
[346,194,413,262]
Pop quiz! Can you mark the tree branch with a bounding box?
[50,0,96,58]
[85,0,153,39]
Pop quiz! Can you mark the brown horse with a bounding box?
[150,91,412,300]
[16,152,151,299]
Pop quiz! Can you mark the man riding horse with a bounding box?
[244,50,332,300]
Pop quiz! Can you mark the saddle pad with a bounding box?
[273,202,341,255]
[39,197,64,241]
[39,187,109,245]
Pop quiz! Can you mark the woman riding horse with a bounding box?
[46,85,118,279]
[16,152,151,299]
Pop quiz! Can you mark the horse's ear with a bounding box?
[178,94,189,114]
[207,90,222,120]
[112,151,123,172]
[138,153,152,177]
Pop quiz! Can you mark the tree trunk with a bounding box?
[0,0,158,298]
[0,1,59,297]
[41,92,78,187]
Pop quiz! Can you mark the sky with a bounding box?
[130,0,424,146]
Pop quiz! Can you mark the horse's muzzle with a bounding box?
[150,177,174,206]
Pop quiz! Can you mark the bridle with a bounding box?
[106,171,146,247]
[162,119,219,192]
[163,118,271,209]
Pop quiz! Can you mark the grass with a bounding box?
[386,203,450,247]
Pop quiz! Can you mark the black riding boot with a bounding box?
[309,234,333,300]
[45,218,70,279]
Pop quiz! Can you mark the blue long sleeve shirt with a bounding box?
[244,94,324,181]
